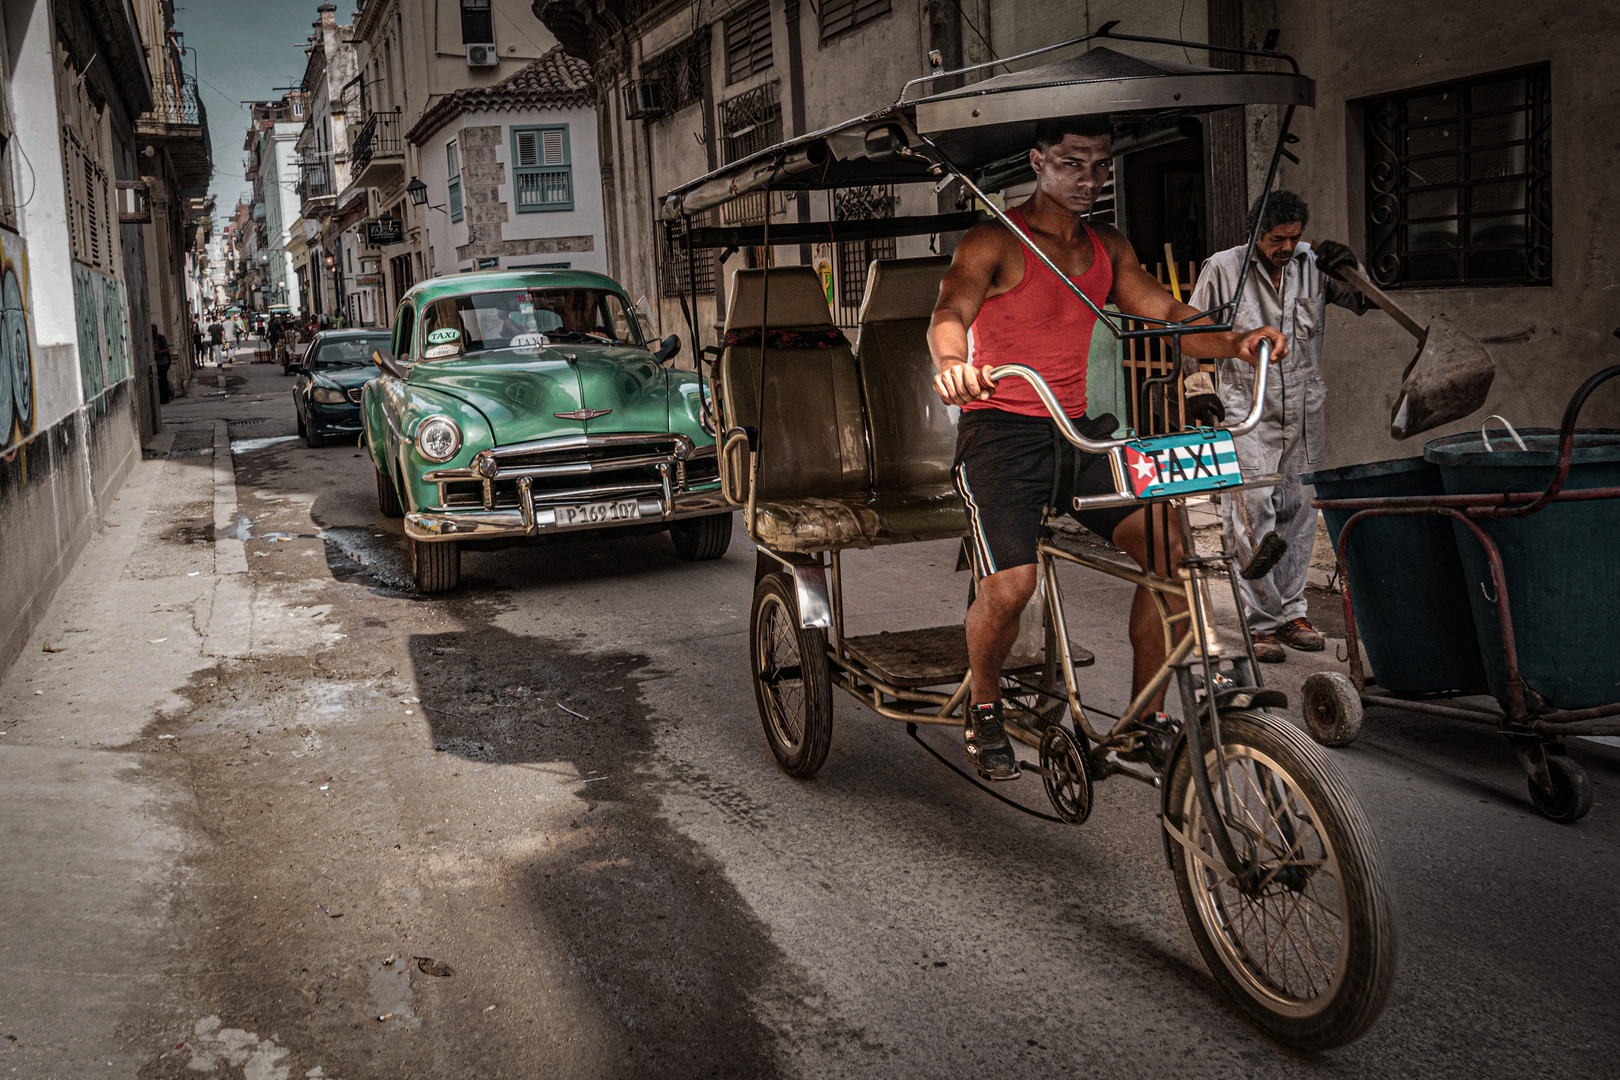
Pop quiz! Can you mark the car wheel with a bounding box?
[295,407,305,436]
[305,423,325,448]
[376,467,404,518]
[411,538,460,593]
[670,512,734,561]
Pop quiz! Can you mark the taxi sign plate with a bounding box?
[1123,430,1244,498]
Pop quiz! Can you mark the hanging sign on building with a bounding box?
[364,217,404,246]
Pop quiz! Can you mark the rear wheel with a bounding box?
[376,467,403,518]
[1165,710,1397,1050]
[1528,754,1592,823]
[410,538,460,593]
[670,512,734,561]
[1302,672,1363,747]
[750,572,833,777]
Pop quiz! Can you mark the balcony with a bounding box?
[350,109,404,185]
[298,157,337,213]
[135,45,212,188]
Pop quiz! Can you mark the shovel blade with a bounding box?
[1389,316,1495,439]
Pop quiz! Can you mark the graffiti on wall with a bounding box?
[72,262,130,418]
[0,227,36,454]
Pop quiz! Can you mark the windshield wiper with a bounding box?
[542,330,620,344]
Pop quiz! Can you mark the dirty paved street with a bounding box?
[3,352,1618,1080]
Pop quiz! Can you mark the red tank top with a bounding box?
[964,207,1113,418]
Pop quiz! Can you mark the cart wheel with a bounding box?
[1528,755,1593,824]
[750,572,833,778]
[1302,672,1364,747]
[410,538,460,593]
[1039,725,1092,824]
[1164,710,1398,1050]
[376,468,404,519]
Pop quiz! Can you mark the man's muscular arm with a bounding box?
[928,224,1004,406]
[1096,225,1288,366]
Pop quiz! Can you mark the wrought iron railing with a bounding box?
[351,110,403,174]
[299,158,333,201]
[144,47,201,126]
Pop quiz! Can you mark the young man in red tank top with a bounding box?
[928,115,1289,782]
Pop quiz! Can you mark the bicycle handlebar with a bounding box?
[985,339,1272,451]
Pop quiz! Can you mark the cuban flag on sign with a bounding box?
[1124,446,1162,497]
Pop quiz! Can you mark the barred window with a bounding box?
[819,0,890,43]
[718,83,783,226]
[832,185,895,327]
[460,0,493,43]
[641,33,707,114]
[512,125,573,213]
[662,211,716,298]
[1363,64,1550,287]
[725,1,773,85]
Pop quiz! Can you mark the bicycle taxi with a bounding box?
[664,26,1397,1049]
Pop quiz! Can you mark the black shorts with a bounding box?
[953,409,1137,575]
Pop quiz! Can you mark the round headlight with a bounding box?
[415,416,462,462]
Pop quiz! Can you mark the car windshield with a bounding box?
[312,335,390,368]
[418,288,645,355]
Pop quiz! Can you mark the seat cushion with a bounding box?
[753,485,967,553]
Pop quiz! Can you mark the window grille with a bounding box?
[460,0,494,43]
[717,84,783,225]
[819,0,890,42]
[512,125,573,212]
[640,33,707,114]
[447,139,463,222]
[725,1,773,84]
[1363,64,1550,287]
[832,185,895,327]
[661,211,716,298]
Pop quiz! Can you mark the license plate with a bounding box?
[555,498,642,526]
[1123,430,1244,498]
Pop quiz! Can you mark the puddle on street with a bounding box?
[230,435,301,454]
[321,526,413,590]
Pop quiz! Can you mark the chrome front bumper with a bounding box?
[404,488,734,542]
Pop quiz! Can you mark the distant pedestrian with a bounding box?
[152,324,173,403]
[208,320,225,364]
[191,320,204,364]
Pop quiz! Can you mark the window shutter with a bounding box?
[446,139,460,179]
[541,128,565,166]
[516,129,538,168]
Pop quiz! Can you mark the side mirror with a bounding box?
[373,348,408,380]
[653,334,681,365]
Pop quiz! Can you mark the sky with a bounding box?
[175,0,326,227]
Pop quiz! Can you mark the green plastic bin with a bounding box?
[1303,458,1486,694]
[1425,429,1620,710]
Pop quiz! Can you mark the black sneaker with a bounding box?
[965,701,1021,781]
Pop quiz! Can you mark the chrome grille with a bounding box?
[428,433,719,512]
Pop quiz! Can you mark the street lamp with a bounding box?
[406,177,429,206]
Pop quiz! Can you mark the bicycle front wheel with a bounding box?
[1164,710,1397,1050]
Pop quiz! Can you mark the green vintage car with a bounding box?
[361,269,732,592]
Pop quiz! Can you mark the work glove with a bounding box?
[1183,371,1225,427]
[1314,239,1359,281]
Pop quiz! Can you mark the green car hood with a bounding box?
[406,346,673,445]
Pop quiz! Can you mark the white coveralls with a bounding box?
[1187,241,1361,633]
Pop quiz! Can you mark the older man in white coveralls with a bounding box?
[1188,191,1366,662]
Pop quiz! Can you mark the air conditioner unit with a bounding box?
[465,42,498,68]
[624,80,668,120]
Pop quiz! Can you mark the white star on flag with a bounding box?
[1131,457,1158,481]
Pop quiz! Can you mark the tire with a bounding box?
[305,424,326,448]
[1164,710,1397,1050]
[670,512,734,561]
[376,467,404,519]
[295,408,306,436]
[410,537,460,593]
[750,571,834,777]
[1528,754,1593,823]
[1302,671,1364,747]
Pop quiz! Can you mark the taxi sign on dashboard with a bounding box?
[1123,430,1244,499]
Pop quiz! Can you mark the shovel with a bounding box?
[1319,252,1495,439]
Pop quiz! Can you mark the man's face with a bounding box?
[1256,222,1304,271]
[1029,134,1113,215]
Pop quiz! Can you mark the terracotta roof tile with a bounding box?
[407,46,594,145]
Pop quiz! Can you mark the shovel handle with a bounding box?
[1336,264,1428,342]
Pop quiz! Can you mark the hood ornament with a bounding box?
[554,408,612,421]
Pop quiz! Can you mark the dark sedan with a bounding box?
[293,330,392,447]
